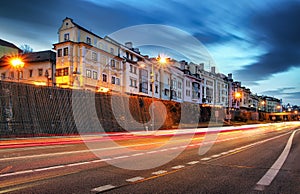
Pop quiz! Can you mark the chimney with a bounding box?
[228,73,232,80]
[211,66,216,74]
[199,63,204,71]
[125,42,133,49]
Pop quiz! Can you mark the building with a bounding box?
[0,39,22,58]
[0,50,56,86]
[53,17,123,92]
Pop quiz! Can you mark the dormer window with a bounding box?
[86,37,91,45]
[64,33,69,41]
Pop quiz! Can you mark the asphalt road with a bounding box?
[0,122,300,193]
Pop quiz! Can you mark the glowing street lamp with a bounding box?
[10,57,24,82]
[234,91,241,109]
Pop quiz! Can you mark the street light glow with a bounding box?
[10,58,24,68]
[234,92,241,99]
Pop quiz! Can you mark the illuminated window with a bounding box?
[63,68,68,76]
[63,47,68,56]
[93,71,98,80]
[86,69,91,78]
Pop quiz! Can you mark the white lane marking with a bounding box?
[131,153,145,157]
[187,161,199,165]
[113,155,129,160]
[220,151,229,155]
[170,147,179,150]
[34,165,65,171]
[0,170,33,177]
[254,129,299,190]
[126,176,144,182]
[147,150,158,154]
[91,184,116,192]
[160,149,169,152]
[201,157,211,161]
[172,165,185,169]
[152,170,167,175]
[211,154,221,158]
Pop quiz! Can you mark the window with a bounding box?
[64,33,69,41]
[1,72,5,79]
[155,74,158,81]
[29,70,33,77]
[130,65,133,73]
[19,71,23,79]
[10,72,14,79]
[130,78,137,87]
[57,49,62,57]
[86,69,91,78]
[110,59,115,68]
[133,66,137,74]
[110,48,114,54]
[164,89,169,96]
[111,76,120,85]
[186,90,191,97]
[102,74,107,82]
[186,80,191,87]
[155,85,158,93]
[92,52,97,61]
[178,91,182,99]
[93,71,98,80]
[63,67,68,76]
[63,47,68,56]
[111,76,115,84]
[86,37,91,45]
[116,61,120,69]
[178,81,182,89]
[38,69,43,76]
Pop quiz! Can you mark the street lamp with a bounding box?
[234,91,241,109]
[10,57,24,82]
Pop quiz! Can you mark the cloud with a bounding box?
[234,1,300,82]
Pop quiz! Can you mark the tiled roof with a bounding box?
[0,39,22,52]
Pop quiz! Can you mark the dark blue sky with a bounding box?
[1,0,300,104]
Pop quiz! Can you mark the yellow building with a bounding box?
[0,50,56,86]
[53,17,123,92]
[0,39,22,58]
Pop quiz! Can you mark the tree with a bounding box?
[20,44,33,53]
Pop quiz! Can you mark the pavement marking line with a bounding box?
[187,161,199,165]
[0,170,33,178]
[201,157,211,161]
[172,165,185,169]
[131,153,145,156]
[33,165,65,171]
[254,129,299,191]
[211,154,221,158]
[152,170,167,175]
[126,176,144,182]
[91,184,116,192]
[113,155,129,160]
[147,150,158,154]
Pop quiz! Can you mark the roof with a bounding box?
[64,17,103,40]
[22,50,56,63]
[0,39,22,52]
[0,50,56,67]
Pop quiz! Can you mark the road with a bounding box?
[0,122,300,193]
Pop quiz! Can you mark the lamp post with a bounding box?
[10,58,24,82]
[234,91,241,109]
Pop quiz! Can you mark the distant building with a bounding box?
[0,50,56,86]
[0,39,22,58]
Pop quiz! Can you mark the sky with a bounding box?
[0,0,300,105]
